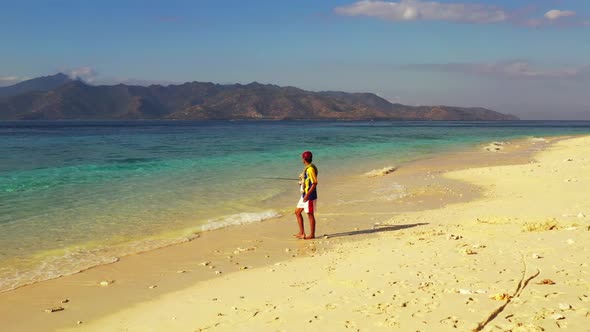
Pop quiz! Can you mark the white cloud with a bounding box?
[335,0,508,24]
[0,76,26,87]
[335,1,587,27]
[65,66,99,83]
[403,61,590,80]
[545,9,576,21]
[388,95,402,103]
[530,9,585,27]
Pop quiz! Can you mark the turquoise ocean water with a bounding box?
[1,120,590,292]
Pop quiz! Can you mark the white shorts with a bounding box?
[297,197,317,214]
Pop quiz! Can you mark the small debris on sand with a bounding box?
[490,293,511,301]
[99,280,113,287]
[550,313,565,320]
[463,248,477,255]
[483,141,506,152]
[456,289,485,295]
[538,279,556,285]
[235,247,256,253]
[522,219,559,232]
[44,306,64,313]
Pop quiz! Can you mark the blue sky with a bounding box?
[1,0,589,119]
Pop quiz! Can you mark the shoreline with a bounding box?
[0,135,581,331]
[0,134,549,294]
[0,132,522,295]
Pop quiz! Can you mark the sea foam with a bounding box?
[0,249,120,293]
[363,166,398,177]
[201,210,282,232]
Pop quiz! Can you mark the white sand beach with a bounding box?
[1,135,589,332]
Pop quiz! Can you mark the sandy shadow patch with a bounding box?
[325,223,428,238]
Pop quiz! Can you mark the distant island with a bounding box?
[0,73,519,121]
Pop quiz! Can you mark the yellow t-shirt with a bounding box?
[302,163,318,200]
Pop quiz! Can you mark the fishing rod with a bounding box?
[256,177,300,181]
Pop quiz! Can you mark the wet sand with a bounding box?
[3,135,587,331]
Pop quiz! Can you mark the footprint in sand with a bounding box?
[439,316,462,328]
[325,303,337,310]
[344,320,357,329]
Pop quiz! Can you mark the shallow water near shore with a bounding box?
[1,120,590,292]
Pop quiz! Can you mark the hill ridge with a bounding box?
[0,75,519,121]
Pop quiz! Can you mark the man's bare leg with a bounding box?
[304,212,316,240]
[294,208,305,239]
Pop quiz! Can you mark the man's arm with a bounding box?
[303,182,317,202]
[303,167,318,202]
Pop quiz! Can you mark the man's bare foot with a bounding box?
[294,233,305,239]
[304,235,315,240]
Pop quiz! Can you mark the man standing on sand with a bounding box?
[294,151,318,240]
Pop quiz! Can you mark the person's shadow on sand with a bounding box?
[325,223,428,238]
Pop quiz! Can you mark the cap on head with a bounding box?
[302,150,313,162]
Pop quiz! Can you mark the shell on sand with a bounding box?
[99,280,113,287]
